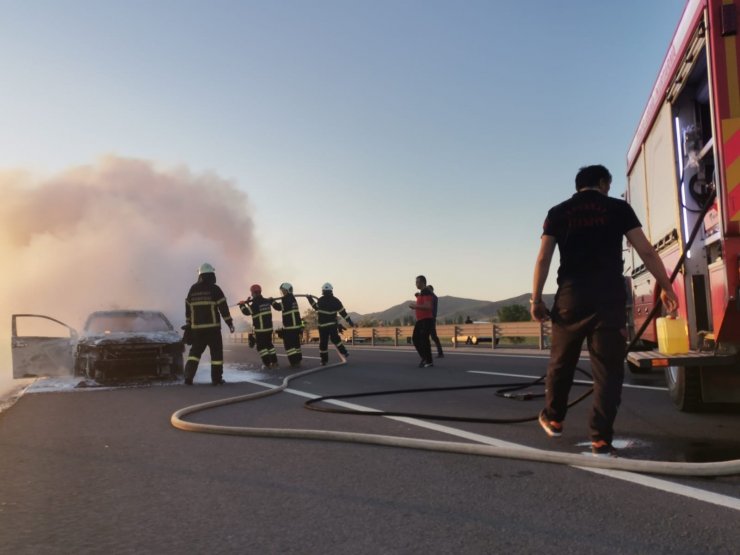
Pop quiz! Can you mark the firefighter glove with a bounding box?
[181,324,193,346]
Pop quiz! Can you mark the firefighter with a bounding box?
[183,262,235,386]
[307,282,354,365]
[239,284,278,369]
[271,282,303,368]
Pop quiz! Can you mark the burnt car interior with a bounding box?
[85,312,173,334]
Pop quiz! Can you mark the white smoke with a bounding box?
[0,156,264,382]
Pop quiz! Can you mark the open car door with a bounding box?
[12,314,77,378]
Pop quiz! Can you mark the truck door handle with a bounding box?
[13,341,27,348]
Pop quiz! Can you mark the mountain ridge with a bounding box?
[349,292,556,324]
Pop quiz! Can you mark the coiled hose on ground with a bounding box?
[170,355,740,477]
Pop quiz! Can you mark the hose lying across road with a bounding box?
[170,355,740,477]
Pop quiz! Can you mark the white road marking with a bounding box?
[575,467,740,512]
[345,346,558,360]
[469,370,668,391]
[244,377,740,513]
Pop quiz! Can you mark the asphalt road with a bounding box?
[1,343,739,554]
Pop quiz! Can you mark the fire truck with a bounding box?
[624,0,740,411]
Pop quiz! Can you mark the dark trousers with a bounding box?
[255,330,277,365]
[544,290,627,444]
[185,327,224,383]
[430,321,444,355]
[412,318,434,363]
[319,325,348,363]
[282,328,303,366]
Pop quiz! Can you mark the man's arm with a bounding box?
[409,294,431,311]
[625,227,679,313]
[531,235,556,322]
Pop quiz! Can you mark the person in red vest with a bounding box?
[409,275,434,368]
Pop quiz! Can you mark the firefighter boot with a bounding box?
[211,363,225,385]
[184,359,198,385]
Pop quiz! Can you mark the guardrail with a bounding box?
[233,322,551,349]
[336,322,551,349]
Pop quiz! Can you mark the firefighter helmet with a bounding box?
[279,282,293,294]
[250,284,262,295]
[198,262,215,275]
[322,282,333,292]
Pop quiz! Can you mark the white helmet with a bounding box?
[279,282,293,293]
[322,282,333,292]
[198,262,215,275]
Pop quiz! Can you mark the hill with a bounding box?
[353,292,556,325]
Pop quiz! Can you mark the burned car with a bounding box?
[11,310,184,381]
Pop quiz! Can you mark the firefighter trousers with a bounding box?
[185,327,224,383]
[255,330,277,366]
[281,328,303,367]
[318,325,348,364]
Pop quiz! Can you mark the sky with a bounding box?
[0,0,689,327]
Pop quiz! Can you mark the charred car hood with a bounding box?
[79,331,181,346]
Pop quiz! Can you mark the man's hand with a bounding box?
[229,323,235,333]
[660,288,679,314]
[530,301,549,322]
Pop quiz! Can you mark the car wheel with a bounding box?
[665,365,703,412]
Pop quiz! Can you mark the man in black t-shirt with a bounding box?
[428,285,444,358]
[530,165,678,456]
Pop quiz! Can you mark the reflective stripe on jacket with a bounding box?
[308,293,350,328]
[186,282,233,330]
[240,296,274,332]
[272,294,302,330]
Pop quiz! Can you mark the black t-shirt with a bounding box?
[543,189,641,292]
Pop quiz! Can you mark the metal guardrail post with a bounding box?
[539,322,545,350]
[372,328,376,346]
[491,324,496,350]
[394,328,400,347]
[453,326,460,349]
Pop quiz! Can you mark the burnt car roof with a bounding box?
[83,310,176,334]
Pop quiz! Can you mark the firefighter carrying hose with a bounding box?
[307,282,354,365]
[272,282,303,368]
[238,284,279,369]
[183,263,234,386]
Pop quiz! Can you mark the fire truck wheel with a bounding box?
[665,365,704,412]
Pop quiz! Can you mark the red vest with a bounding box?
[415,291,434,320]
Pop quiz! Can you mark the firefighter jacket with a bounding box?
[240,295,274,332]
[185,278,233,331]
[272,294,302,330]
[308,292,354,328]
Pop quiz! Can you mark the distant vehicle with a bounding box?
[11,310,184,382]
[453,321,498,345]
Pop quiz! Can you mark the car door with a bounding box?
[12,314,77,378]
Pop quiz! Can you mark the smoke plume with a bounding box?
[0,156,262,344]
